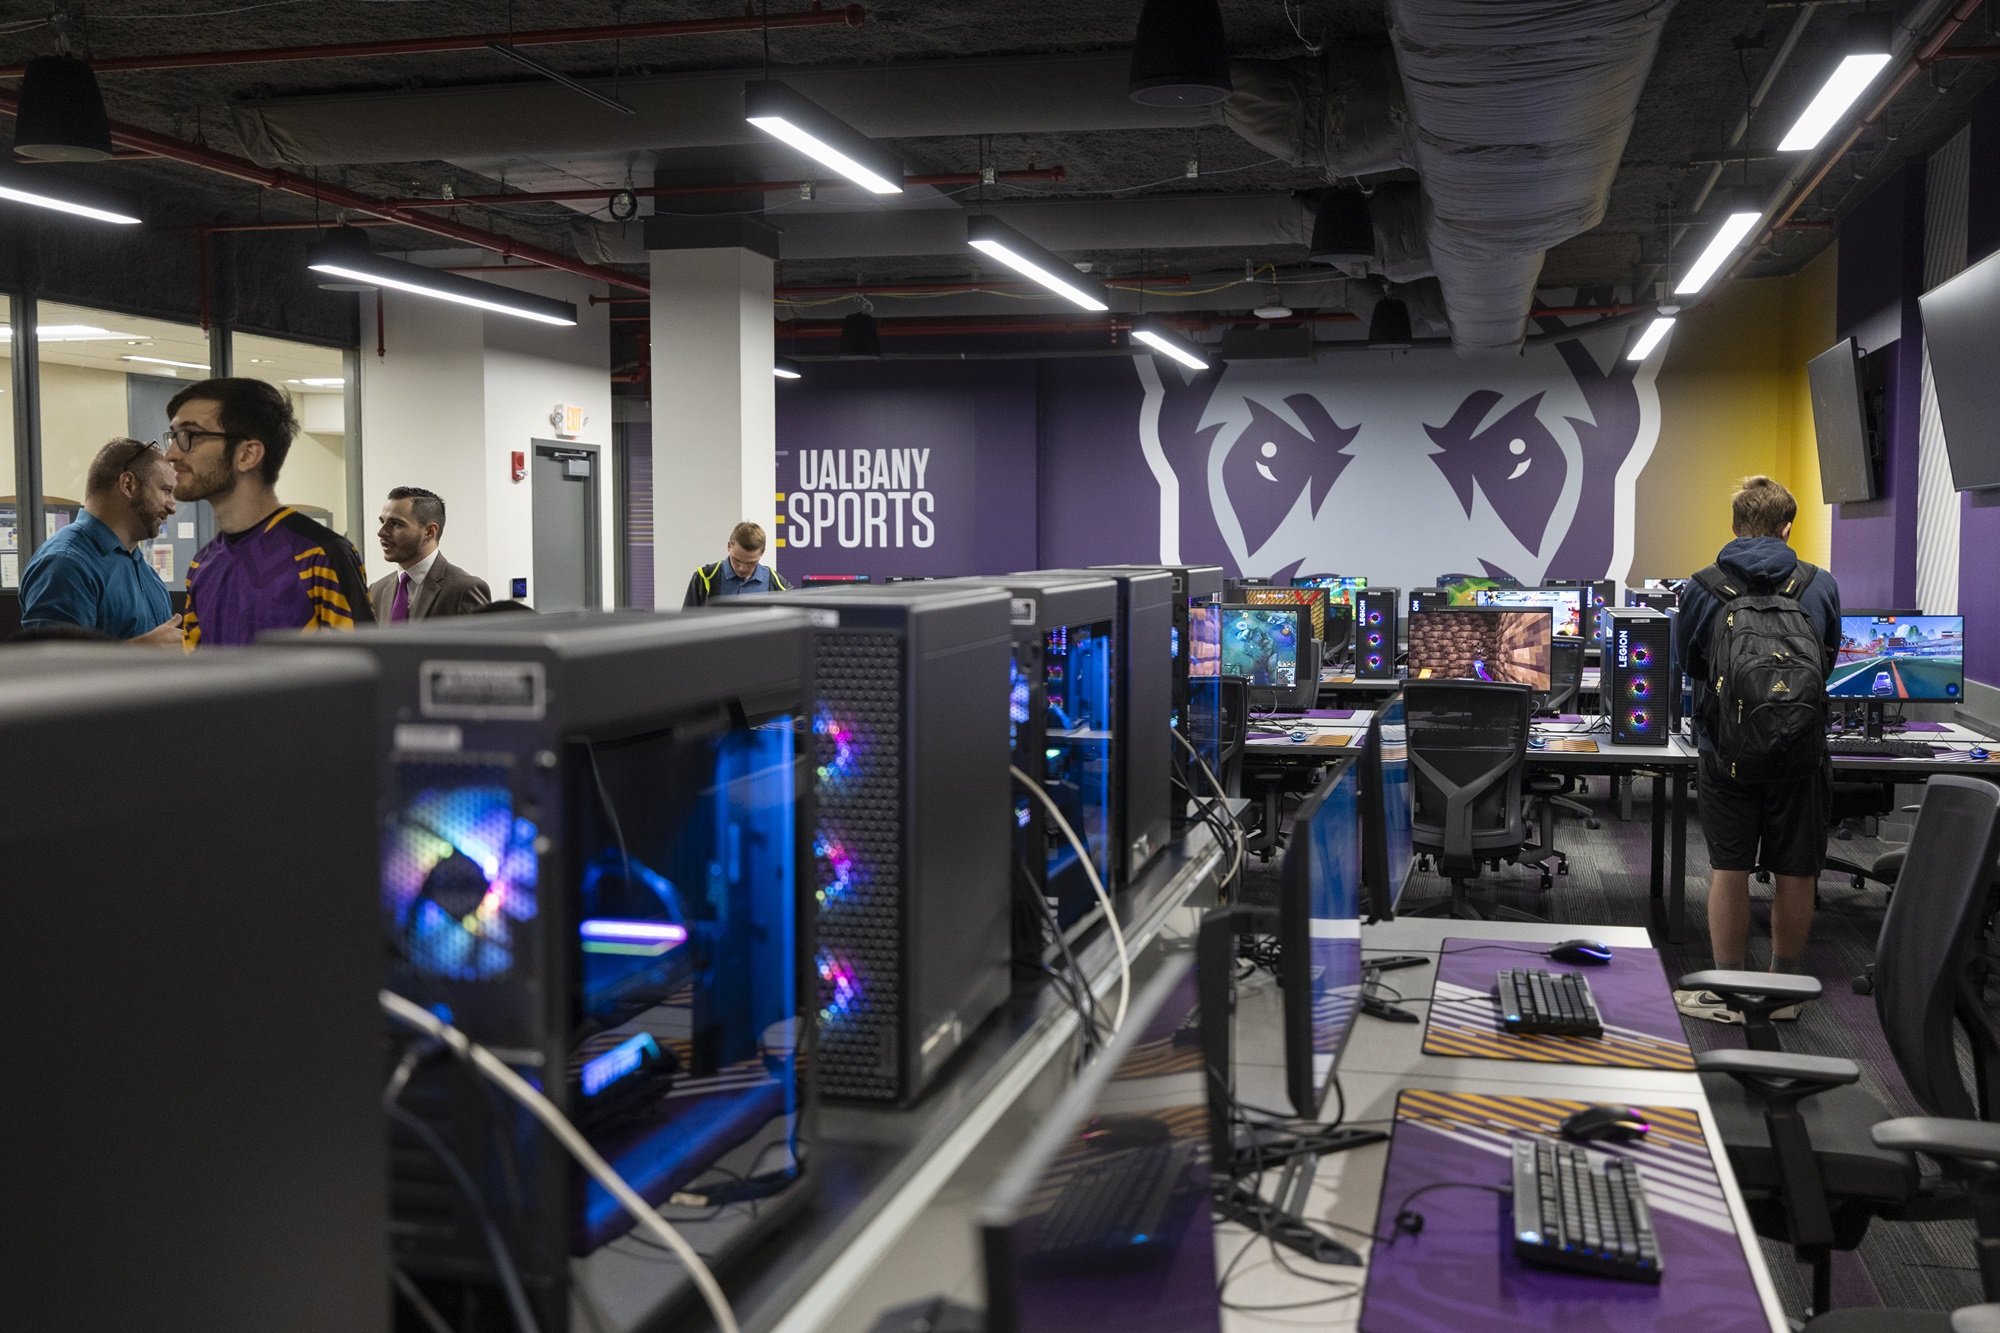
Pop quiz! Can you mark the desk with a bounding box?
[1222,917,1787,1332]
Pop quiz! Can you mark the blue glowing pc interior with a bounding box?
[305,610,816,1329]
[980,955,1220,1333]
[1830,614,1965,701]
[1279,756,1366,1118]
[1358,692,1415,921]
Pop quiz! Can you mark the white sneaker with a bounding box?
[1769,1002,1803,1022]
[1674,989,1744,1025]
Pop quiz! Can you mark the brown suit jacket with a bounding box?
[368,551,492,622]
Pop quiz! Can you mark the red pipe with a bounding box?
[1923,43,2000,61]
[387,167,1064,209]
[0,90,649,295]
[0,6,865,78]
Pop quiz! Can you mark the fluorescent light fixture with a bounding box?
[744,80,904,195]
[1673,202,1762,296]
[121,355,211,371]
[1778,15,1895,152]
[287,377,346,388]
[0,163,141,225]
[306,231,578,326]
[773,357,803,380]
[0,324,145,342]
[1626,317,1676,362]
[1131,321,1212,370]
[965,215,1110,312]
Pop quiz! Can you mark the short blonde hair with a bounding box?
[729,521,767,552]
[1731,476,1798,538]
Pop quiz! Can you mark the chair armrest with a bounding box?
[1953,1305,2000,1333]
[1678,970,1823,1003]
[1696,1049,1859,1098]
[1871,1117,2000,1166]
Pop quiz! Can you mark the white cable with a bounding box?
[379,991,742,1333]
[1173,726,1245,892]
[1009,765,1130,1034]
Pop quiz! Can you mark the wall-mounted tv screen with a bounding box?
[1921,246,2000,491]
[1806,338,1880,503]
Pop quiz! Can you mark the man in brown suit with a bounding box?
[369,486,491,622]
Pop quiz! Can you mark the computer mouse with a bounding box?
[1972,747,1991,762]
[1288,728,1310,744]
[1560,1105,1651,1144]
[1547,938,1613,966]
[1527,735,1548,750]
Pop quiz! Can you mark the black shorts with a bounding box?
[1696,751,1833,877]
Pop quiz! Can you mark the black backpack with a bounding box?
[1693,561,1828,782]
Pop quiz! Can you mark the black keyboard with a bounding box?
[1497,969,1604,1038]
[1826,737,1936,759]
[1022,1142,1194,1262]
[1512,1134,1663,1283]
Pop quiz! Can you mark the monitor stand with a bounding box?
[1216,1122,1387,1266]
[1864,697,1886,740]
[1360,953,1429,1023]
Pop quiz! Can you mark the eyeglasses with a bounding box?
[157,426,239,453]
[111,438,166,474]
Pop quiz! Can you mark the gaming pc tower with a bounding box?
[1355,587,1400,679]
[2,647,387,1333]
[267,611,818,1331]
[1604,608,1677,745]
[1033,568,1174,886]
[1566,578,1614,648]
[1093,562,1225,826]
[732,584,1016,1103]
[1408,587,1448,618]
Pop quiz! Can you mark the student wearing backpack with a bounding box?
[1672,476,1842,1025]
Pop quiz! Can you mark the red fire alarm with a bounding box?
[511,450,527,483]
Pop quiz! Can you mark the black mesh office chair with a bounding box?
[1680,776,2000,1316]
[1401,680,1544,921]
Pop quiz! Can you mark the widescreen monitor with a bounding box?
[1830,614,1965,701]
[1438,573,1516,605]
[1406,608,1553,692]
[1919,244,2000,491]
[980,955,1218,1333]
[1358,693,1413,921]
[1806,338,1881,503]
[1241,584,1328,641]
[1295,574,1367,607]
[1473,585,1585,638]
[1216,605,1301,689]
[1280,755,1365,1118]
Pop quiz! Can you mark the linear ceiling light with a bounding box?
[1777,15,1895,153]
[1673,193,1763,296]
[1131,321,1212,370]
[1626,317,1676,362]
[0,163,141,225]
[306,230,578,326]
[744,80,903,195]
[0,324,144,341]
[773,357,803,380]
[121,355,211,371]
[965,216,1109,312]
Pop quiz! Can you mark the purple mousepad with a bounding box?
[1358,1090,1771,1333]
[1899,721,1949,733]
[1422,939,1695,1071]
[1305,708,1358,719]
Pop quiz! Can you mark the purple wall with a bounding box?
[1830,162,1925,612]
[1962,83,2000,688]
[1035,359,1157,567]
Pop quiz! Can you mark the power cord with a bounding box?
[1174,726,1246,893]
[380,991,742,1333]
[1010,765,1131,1033]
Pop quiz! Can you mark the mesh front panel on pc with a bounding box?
[1830,615,1965,701]
[265,611,817,1331]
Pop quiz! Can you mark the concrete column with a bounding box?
[648,236,777,607]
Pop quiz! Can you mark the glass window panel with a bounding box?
[232,332,351,540]
[1,304,16,591]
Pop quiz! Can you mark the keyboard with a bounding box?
[1023,1141,1194,1263]
[1826,737,1937,759]
[1512,1135,1663,1283]
[1497,969,1604,1038]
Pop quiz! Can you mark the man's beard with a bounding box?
[174,458,235,504]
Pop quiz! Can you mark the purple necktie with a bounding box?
[391,572,411,622]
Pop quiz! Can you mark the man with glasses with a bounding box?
[18,437,183,647]
[164,377,374,647]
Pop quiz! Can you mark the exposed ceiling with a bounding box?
[1,0,1994,352]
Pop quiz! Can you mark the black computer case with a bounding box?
[1605,608,1677,745]
[1357,587,1401,678]
[1092,563,1225,828]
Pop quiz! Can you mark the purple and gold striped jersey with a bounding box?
[183,507,375,648]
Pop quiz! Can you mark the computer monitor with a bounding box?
[1830,614,1965,701]
[1279,756,1366,1119]
[1408,587,1449,618]
[799,573,872,586]
[980,955,1220,1333]
[1358,693,1414,922]
[1473,585,1585,638]
[1216,604,1317,711]
[1239,584,1329,641]
[1294,573,1368,607]
[1437,573,1516,605]
[1406,608,1553,692]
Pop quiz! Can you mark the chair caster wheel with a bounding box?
[1851,875,1865,890]
[1539,874,1554,891]
[1557,861,1569,876]
[1585,819,1602,830]
[1851,975,1873,996]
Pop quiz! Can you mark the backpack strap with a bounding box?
[1692,563,1740,600]
[697,561,719,593]
[1778,562,1817,599]
[770,569,789,592]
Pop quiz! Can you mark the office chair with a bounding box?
[1400,680,1545,921]
[1679,776,2000,1315]
[1528,635,1600,830]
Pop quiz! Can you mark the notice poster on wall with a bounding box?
[149,543,176,583]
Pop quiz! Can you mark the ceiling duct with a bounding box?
[1388,0,1672,354]
[1222,43,1415,179]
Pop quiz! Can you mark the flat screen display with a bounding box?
[1360,693,1413,919]
[1241,585,1328,640]
[1807,339,1879,503]
[1829,615,1965,701]
[1920,246,2000,491]
[1474,586,1585,638]
[1406,608,1552,692]
[1294,574,1367,607]
[1438,574,1515,605]
[1282,756,1364,1118]
[1217,606,1301,688]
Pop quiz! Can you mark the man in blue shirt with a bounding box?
[20,438,183,647]
[682,521,791,607]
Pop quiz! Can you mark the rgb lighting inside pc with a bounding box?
[817,950,862,1025]
[1627,709,1652,734]
[814,705,861,790]
[1043,621,1115,917]
[384,775,540,982]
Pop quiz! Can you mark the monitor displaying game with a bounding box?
[1295,574,1368,607]
[1406,608,1553,692]
[1241,585,1329,641]
[1473,585,1585,638]
[1216,606,1302,689]
[1829,615,1965,701]
[1438,573,1516,606]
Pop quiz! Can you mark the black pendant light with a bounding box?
[13,54,115,162]
[1367,298,1413,349]
[1128,0,1233,107]
[838,310,882,358]
[1309,191,1374,267]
